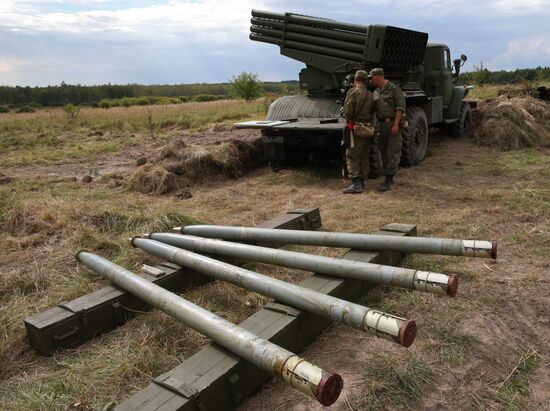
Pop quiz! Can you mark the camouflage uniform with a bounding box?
[343,84,374,180]
[374,80,406,176]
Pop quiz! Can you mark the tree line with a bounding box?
[0,80,299,108]
[461,65,550,85]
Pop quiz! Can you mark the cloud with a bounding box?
[490,35,550,69]
[0,0,264,36]
[0,0,548,86]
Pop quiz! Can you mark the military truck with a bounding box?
[236,10,475,168]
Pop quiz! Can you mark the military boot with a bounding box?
[378,175,394,192]
[343,177,364,194]
[360,178,366,189]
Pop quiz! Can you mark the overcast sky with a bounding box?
[0,0,548,86]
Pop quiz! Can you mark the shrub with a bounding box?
[99,100,111,109]
[178,96,189,103]
[63,103,80,119]
[16,106,36,113]
[0,106,9,113]
[230,72,263,100]
[193,94,219,102]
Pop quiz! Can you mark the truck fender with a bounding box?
[445,86,468,121]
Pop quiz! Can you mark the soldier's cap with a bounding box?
[354,70,369,80]
[368,68,385,78]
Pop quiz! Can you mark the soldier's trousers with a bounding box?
[346,135,371,179]
[365,137,382,176]
[378,122,402,176]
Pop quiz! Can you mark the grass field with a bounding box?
[0,99,549,410]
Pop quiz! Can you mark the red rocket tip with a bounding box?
[397,319,417,347]
[316,371,343,406]
[447,276,458,297]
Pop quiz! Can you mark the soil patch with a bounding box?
[474,96,550,150]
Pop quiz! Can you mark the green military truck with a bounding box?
[236,10,475,167]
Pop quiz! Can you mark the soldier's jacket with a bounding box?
[343,84,374,123]
[374,80,406,120]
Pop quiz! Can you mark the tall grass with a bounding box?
[0,99,266,167]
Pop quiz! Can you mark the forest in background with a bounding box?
[1,66,549,108]
[0,81,300,108]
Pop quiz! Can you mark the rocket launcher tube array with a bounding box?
[250,17,366,44]
[176,226,498,260]
[131,237,417,347]
[76,251,343,406]
[250,26,365,53]
[251,9,369,34]
[146,233,457,297]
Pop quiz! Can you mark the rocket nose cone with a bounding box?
[447,276,458,297]
[397,319,417,347]
[316,371,343,406]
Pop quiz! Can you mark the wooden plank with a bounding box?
[24,208,322,356]
[116,223,417,411]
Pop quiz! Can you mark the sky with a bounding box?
[0,0,548,86]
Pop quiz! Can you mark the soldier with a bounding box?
[342,69,375,194]
[369,68,406,192]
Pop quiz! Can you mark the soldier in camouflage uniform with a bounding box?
[342,70,375,194]
[369,68,406,192]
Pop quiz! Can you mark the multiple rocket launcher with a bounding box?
[78,226,496,406]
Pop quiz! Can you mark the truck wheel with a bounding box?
[450,102,473,138]
[400,107,428,167]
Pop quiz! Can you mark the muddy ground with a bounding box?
[0,128,549,410]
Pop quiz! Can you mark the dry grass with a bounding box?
[127,137,263,195]
[0,99,266,167]
[474,96,550,150]
[1,102,550,410]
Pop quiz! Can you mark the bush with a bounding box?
[178,96,189,103]
[99,100,111,109]
[0,106,9,113]
[63,103,80,119]
[28,101,42,108]
[193,94,219,102]
[230,72,263,100]
[16,106,36,113]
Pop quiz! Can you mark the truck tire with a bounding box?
[450,102,473,138]
[400,107,428,167]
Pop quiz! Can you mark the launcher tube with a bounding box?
[178,226,497,259]
[147,233,457,296]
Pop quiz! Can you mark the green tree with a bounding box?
[471,61,490,85]
[230,72,263,100]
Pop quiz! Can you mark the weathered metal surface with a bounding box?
[132,238,416,346]
[24,209,321,356]
[146,233,458,296]
[180,225,497,259]
[77,252,343,406]
[116,223,417,411]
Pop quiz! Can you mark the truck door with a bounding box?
[441,47,453,107]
